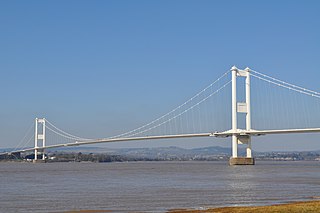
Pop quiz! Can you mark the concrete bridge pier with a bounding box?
[229,157,255,165]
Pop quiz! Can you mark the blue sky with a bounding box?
[1,0,320,151]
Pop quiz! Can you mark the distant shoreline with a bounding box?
[1,158,320,163]
[2,146,320,162]
[1,159,320,163]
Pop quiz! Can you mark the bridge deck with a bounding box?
[2,128,320,156]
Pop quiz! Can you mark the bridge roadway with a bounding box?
[2,127,320,156]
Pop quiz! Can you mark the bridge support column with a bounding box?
[245,67,253,160]
[246,140,252,158]
[229,66,255,165]
[33,118,47,163]
[231,66,238,159]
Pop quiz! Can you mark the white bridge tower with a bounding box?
[229,66,255,165]
[34,118,46,162]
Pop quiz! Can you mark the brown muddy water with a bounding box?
[0,161,319,212]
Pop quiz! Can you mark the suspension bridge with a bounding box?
[1,66,320,165]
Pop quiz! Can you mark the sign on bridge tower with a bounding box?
[230,66,254,165]
[34,118,46,162]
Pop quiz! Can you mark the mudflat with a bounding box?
[170,200,320,213]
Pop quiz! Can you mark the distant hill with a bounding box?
[46,145,243,159]
[47,147,320,161]
[1,146,320,161]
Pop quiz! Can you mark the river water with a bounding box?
[0,161,319,212]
